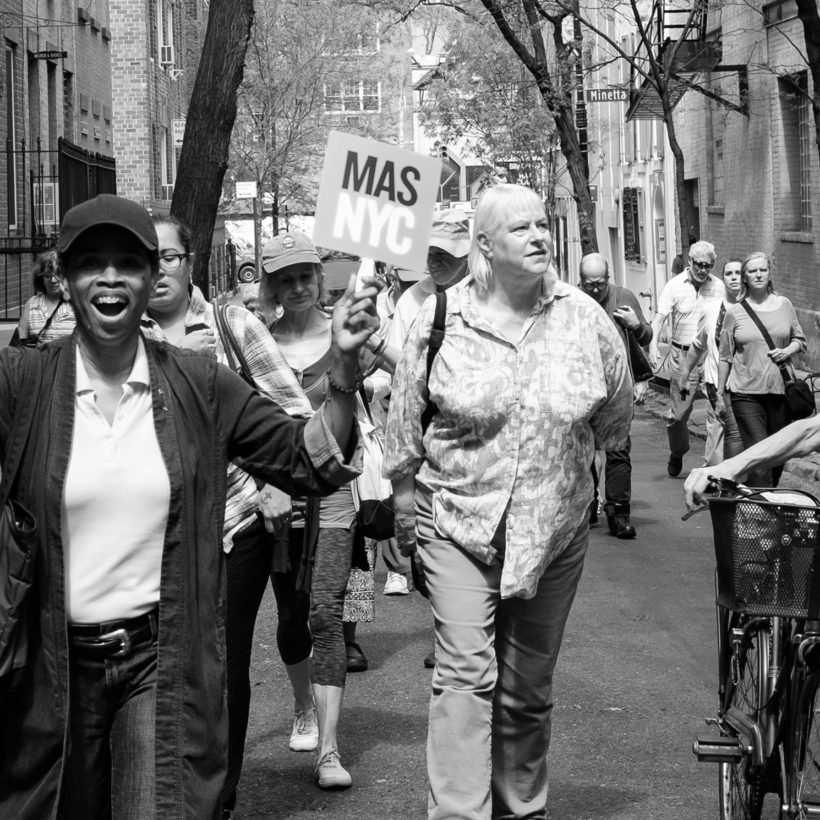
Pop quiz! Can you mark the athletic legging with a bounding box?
[271,525,354,687]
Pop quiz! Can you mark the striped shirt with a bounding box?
[656,270,725,347]
[26,293,76,343]
[142,286,310,549]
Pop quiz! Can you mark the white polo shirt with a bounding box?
[62,339,170,624]
[656,269,725,347]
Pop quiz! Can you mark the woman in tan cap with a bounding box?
[257,231,386,791]
[0,195,379,820]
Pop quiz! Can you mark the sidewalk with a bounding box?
[642,381,820,487]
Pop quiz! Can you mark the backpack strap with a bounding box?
[420,291,447,435]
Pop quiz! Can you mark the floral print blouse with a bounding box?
[383,275,633,599]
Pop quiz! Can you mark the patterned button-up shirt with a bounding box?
[384,276,633,599]
[142,286,311,547]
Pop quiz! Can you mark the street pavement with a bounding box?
[234,401,813,820]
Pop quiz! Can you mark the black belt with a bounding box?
[69,608,158,659]
[671,341,690,351]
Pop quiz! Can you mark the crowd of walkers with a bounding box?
[0,184,811,820]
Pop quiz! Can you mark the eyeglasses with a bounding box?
[159,253,189,271]
[691,260,714,270]
[42,272,61,281]
[581,278,609,293]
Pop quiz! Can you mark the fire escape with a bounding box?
[625,0,748,122]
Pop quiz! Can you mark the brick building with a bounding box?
[109,0,234,294]
[672,0,820,365]
[109,0,205,208]
[1,0,117,319]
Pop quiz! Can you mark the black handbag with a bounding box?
[353,386,394,541]
[739,300,814,421]
[0,351,41,695]
[625,328,654,382]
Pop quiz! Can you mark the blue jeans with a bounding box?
[58,622,159,820]
[729,392,788,487]
[417,491,588,820]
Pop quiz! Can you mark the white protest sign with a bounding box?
[313,131,441,271]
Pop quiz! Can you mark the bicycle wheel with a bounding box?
[788,667,820,818]
[719,617,769,820]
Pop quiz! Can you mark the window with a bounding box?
[622,187,641,262]
[361,81,379,111]
[336,26,380,55]
[779,71,812,232]
[324,81,381,113]
[63,72,74,141]
[6,45,18,229]
[797,75,812,232]
[708,83,725,206]
[712,138,724,205]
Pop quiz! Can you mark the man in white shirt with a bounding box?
[675,258,745,466]
[649,240,726,477]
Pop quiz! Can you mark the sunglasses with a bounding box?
[581,279,609,292]
[691,260,714,270]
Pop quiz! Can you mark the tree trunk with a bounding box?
[535,82,597,254]
[170,0,255,295]
[666,116,693,263]
[796,0,820,165]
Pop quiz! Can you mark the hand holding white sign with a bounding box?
[314,132,442,271]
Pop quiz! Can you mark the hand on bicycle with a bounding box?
[684,464,740,510]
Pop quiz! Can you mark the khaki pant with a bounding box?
[416,491,588,820]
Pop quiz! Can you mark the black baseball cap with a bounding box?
[57,194,159,254]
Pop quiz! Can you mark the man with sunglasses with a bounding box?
[579,253,651,539]
[649,240,725,477]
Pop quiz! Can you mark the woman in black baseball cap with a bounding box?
[0,194,381,819]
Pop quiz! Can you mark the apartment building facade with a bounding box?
[672,0,820,363]
[1,0,117,318]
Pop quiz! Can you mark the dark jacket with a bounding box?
[0,334,360,819]
[597,284,653,349]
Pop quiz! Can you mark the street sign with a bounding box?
[586,87,628,103]
[235,181,258,200]
[33,50,67,60]
[172,119,186,148]
[313,131,441,271]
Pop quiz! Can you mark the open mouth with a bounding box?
[92,293,128,318]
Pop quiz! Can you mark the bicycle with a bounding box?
[686,476,820,819]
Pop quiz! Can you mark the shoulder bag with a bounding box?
[739,299,814,421]
[0,351,42,695]
[9,301,61,349]
[614,287,653,383]
[211,299,257,389]
[351,387,394,541]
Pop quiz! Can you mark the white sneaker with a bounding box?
[289,707,319,752]
[315,748,352,790]
[383,571,409,596]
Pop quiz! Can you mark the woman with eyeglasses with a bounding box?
[141,215,315,818]
[14,249,76,346]
[716,251,806,486]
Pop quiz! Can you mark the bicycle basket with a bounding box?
[709,493,820,617]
